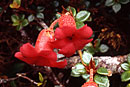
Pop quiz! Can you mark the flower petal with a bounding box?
[15,52,36,64]
[73,38,93,50]
[55,28,66,39]
[60,26,76,37]
[52,38,71,49]
[51,59,67,68]
[59,42,76,57]
[20,43,38,58]
[75,24,93,39]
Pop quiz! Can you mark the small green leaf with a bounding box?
[76,10,91,22]
[126,83,130,87]
[99,80,110,87]
[28,14,35,22]
[112,3,121,13]
[94,74,109,86]
[11,15,19,23]
[94,39,101,48]
[12,21,20,26]
[121,71,130,82]
[86,16,92,22]
[39,72,44,82]
[37,82,43,86]
[119,0,129,4]
[20,14,25,21]
[121,63,130,71]
[37,6,45,12]
[16,24,22,30]
[105,0,115,6]
[66,6,76,16]
[97,67,108,75]
[36,13,44,19]
[94,59,99,67]
[82,51,93,65]
[71,72,81,77]
[127,54,130,64]
[99,44,109,53]
[56,13,61,19]
[76,22,85,29]
[21,19,29,27]
[15,0,21,5]
[81,74,90,80]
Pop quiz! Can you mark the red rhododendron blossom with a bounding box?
[82,81,98,87]
[53,24,93,57]
[15,29,67,68]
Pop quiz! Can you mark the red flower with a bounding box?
[53,24,93,57]
[82,81,98,87]
[15,29,67,68]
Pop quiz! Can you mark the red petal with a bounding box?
[20,43,38,58]
[73,38,93,50]
[55,28,66,39]
[75,24,93,39]
[60,26,76,37]
[51,59,67,68]
[52,38,71,49]
[59,42,76,57]
[15,52,36,64]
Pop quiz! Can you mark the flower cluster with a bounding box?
[15,14,93,68]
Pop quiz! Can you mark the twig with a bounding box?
[66,54,128,74]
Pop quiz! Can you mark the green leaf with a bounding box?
[76,22,85,29]
[97,67,108,75]
[121,71,130,82]
[11,15,19,23]
[127,54,130,64]
[56,13,61,19]
[37,6,45,12]
[105,0,115,6]
[66,6,76,16]
[119,0,129,4]
[94,74,109,86]
[19,14,25,21]
[36,13,44,19]
[16,24,22,30]
[0,7,2,13]
[15,0,21,5]
[112,3,121,13]
[21,19,29,27]
[94,39,101,48]
[82,51,93,65]
[81,74,90,80]
[99,44,109,53]
[86,16,92,22]
[99,80,110,87]
[39,72,44,82]
[28,14,35,22]
[37,82,43,86]
[94,59,99,67]
[12,21,20,26]
[121,63,130,71]
[76,10,91,22]
[84,43,95,55]
[126,83,130,87]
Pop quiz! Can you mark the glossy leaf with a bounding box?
[28,14,35,22]
[76,22,85,29]
[37,13,44,19]
[121,71,130,82]
[74,63,86,74]
[94,59,98,67]
[20,14,25,21]
[119,0,129,4]
[12,21,20,26]
[16,24,22,30]
[37,6,45,12]
[82,51,93,65]
[76,10,90,22]
[94,74,109,86]
[99,44,109,53]
[105,0,115,6]
[66,6,76,16]
[97,67,108,75]
[11,15,19,23]
[81,74,90,80]
[39,72,44,82]
[84,43,95,55]
[21,19,29,27]
[99,80,110,87]
[127,54,130,64]
[112,3,121,13]
[121,63,130,71]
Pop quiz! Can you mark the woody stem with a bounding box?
[78,50,87,66]
[89,69,94,82]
